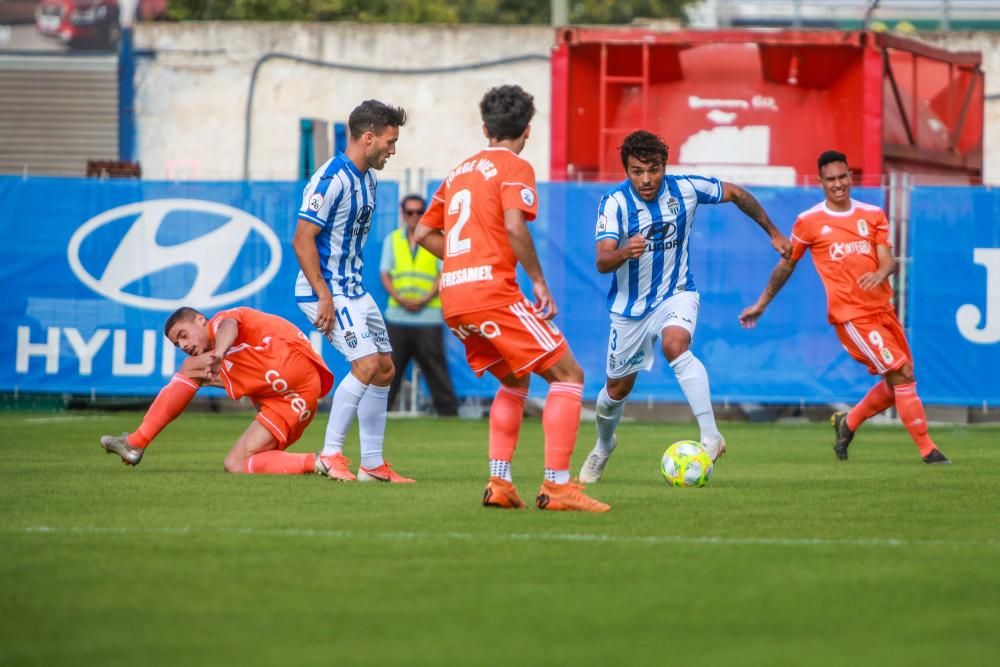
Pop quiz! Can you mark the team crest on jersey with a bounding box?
[667,196,680,216]
[856,219,869,236]
[308,193,324,212]
[344,330,358,349]
[520,188,535,207]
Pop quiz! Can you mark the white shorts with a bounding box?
[605,291,700,379]
[298,293,391,362]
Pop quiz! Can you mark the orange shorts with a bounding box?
[834,311,911,376]
[251,349,324,449]
[445,298,568,379]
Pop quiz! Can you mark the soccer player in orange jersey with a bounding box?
[98,306,355,476]
[740,150,950,464]
[413,85,609,512]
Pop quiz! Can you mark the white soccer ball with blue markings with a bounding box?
[661,440,714,487]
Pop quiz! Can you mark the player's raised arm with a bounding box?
[293,219,335,334]
[504,207,555,319]
[721,182,792,258]
[739,256,800,328]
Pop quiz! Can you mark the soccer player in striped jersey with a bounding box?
[579,130,791,483]
[739,150,949,464]
[293,99,414,483]
[414,85,609,512]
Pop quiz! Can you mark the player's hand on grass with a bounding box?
[771,233,792,259]
[314,296,335,334]
[857,271,885,291]
[533,281,557,320]
[739,303,765,328]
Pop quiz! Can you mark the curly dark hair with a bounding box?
[817,150,848,173]
[620,130,668,169]
[480,85,535,141]
[348,100,407,139]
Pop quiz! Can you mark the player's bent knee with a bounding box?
[223,454,246,474]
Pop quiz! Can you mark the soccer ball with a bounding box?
[660,440,714,487]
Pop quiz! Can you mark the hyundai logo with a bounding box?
[67,199,282,311]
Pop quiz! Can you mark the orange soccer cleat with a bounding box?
[314,453,357,481]
[357,462,416,484]
[536,480,610,513]
[482,477,527,509]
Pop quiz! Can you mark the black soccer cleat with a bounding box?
[922,448,951,465]
[830,411,855,461]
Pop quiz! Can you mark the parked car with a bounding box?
[35,0,165,50]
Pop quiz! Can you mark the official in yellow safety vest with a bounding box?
[379,194,459,416]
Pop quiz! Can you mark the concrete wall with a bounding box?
[134,23,999,186]
[134,22,553,186]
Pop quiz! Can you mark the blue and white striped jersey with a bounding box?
[595,175,723,318]
[295,153,378,301]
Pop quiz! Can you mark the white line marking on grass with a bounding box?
[22,416,107,424]
[19,526,998,550]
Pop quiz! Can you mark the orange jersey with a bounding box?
[208,307,334,402]
[420,147,539,318]
[791,199,895,323]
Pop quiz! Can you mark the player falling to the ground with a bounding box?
[739,150,949,464]
[414,84,609,512]
[293,99,414,483]
[579,130,791,483]
[100,307,341,475]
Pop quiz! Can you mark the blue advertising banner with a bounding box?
[908,186,1000,406]
[9,175,980,405]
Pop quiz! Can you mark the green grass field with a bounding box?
[1,411,998,666]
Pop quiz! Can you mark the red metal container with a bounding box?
[550,28,983,185]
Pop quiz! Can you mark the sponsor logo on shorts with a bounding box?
[449,320,501,341]
[264,369,312,422]
[609,350,644,371]
[880,347,894,363]
[373,332,389,345]
[344,330,358,349]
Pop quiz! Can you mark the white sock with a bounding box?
[323,372,367,457]
[490,459,512,482]
[670,350,721,443]
[545,469,570,484]
[595,385,626,453]
[358,384,390,470]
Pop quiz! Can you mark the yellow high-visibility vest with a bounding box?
[388,228,441,309]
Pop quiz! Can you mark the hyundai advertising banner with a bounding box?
[3,176,931,404]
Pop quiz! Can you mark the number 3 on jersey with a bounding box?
[447,189,472,257]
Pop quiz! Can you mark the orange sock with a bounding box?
[542,382,583,470]
[128,374,200,447]
[489,385,527,462]
[847,380,895,431]
[244,451,316,474]
[893,382,937,457]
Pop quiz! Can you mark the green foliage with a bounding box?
[2,412,999,665]
[165,0,697,23]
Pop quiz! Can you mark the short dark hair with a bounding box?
[163,306,202,339]
[818,150,848,173]
[480,85,535,141]
[400,194,425,210]
[620,130,668,169]
[348,100,407,139]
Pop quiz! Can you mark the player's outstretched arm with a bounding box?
[504,208,556,319]
[739,257,799,328]
[293,219,335,334]
[413,223,444,259]
[721,182,792,259]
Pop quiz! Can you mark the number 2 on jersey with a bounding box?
[447,189,472,257]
